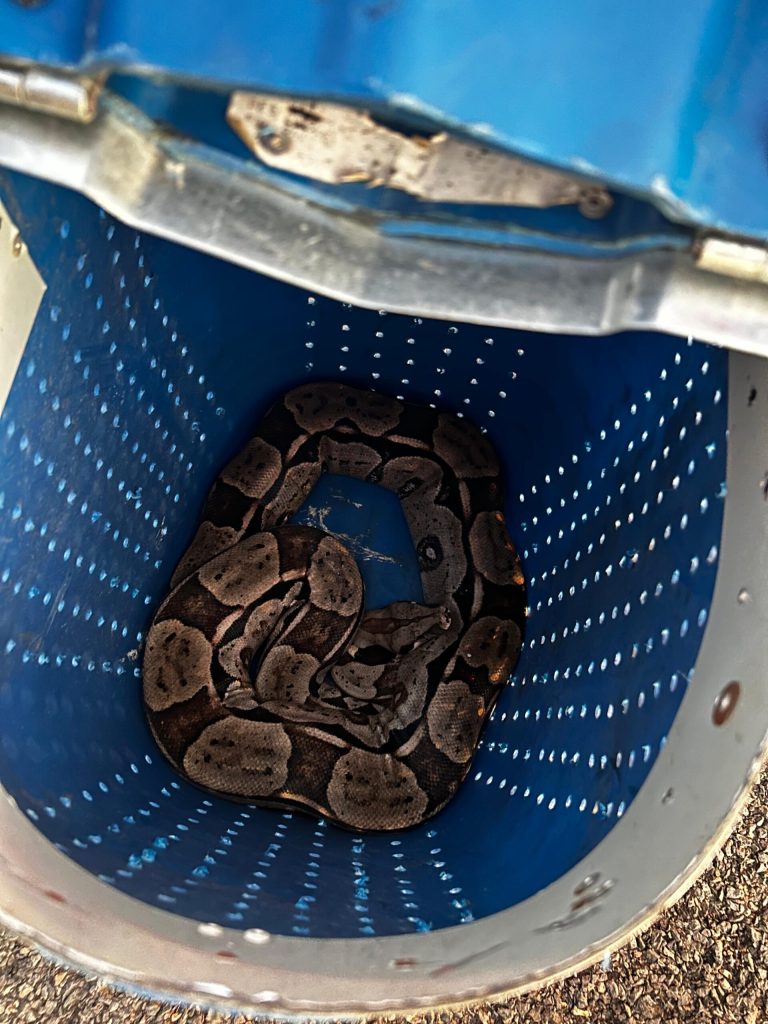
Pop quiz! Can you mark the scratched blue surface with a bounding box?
[1,1,767,237]
[294,474,424,609]
[0,169,727,937]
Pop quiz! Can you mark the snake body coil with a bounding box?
[143,382,525,831]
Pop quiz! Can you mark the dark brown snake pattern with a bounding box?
[143,382,526,831]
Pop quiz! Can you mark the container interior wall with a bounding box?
[0,170,727,938]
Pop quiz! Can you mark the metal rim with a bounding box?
[0,347,766,1016]
[3,95,768,358]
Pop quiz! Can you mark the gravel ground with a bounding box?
[0,767,766,1024]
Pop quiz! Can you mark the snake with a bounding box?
[143,381,526,831]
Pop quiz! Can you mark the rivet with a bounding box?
[578,188,614,219]
[257,125,290,154]
[712,681,741,726]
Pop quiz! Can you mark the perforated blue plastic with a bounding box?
[0,169,727,938]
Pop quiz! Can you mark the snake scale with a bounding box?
[143,382,526,831]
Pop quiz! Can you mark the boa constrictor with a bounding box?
[143,382,525,831]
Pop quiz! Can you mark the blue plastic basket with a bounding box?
[0,166,725,922]
[0,167,765,1015]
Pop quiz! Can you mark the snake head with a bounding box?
[222,679,260,711]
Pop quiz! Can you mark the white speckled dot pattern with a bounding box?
[0,171,727,938]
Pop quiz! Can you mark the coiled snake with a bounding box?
[143,382,525,831]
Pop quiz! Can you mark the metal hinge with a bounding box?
[695,235,768,285]
[227,92,613,215]
[0,64,101,123]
